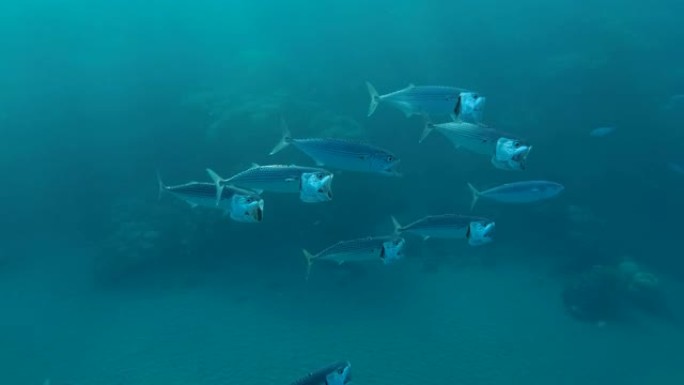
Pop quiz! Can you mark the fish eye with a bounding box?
[337,369,343,374]
[386,155,394,162]
[514,141,521,148]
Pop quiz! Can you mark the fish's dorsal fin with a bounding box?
[251,162,260,168]
[408,83,416,89]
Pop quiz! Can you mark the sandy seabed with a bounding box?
[1,247,683,385]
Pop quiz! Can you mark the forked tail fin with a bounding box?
[390,216,402,234]
[206,168,226,206]
[467,183,480,211]
[156,170,166,201]
[302,249,315,281]
[366,81,381,117]
[419,115,435,143]
[269,117,293,155]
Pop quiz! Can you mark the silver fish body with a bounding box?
[303,236,405,279]
[366,82,486,123]
[208,164,332,195]
[421,121,532,171]
[270,122,400,176]
[157,175,264,223]
[468,180,564,209]
[290,362,352,385]
[392,214,495,245]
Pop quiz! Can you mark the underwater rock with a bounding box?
[562,264,623,324]
[93,198,220,286]
[563,258,676,325]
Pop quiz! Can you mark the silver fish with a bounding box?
[157,173,264,223]
[206,164,333,203]
[270,121,400,176]
[421,120,532,171]
[391,214,495,246]
[366,82,486,124]
[467,180,564,210]
[290,362,352,385]
[302,236,405,280]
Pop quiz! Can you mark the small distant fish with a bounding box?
[270,120,401,176]
[206,164,333,203]
[366,82,485,123]
[302,236,405,280]
[467,180,564,210]
[157,173,264,223]
[421,120,532,171]
[290,361,352,385]
[391,214,495,246]
[589,126,616,137]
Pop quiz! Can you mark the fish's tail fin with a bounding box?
[156,170,166,201]
[366,81,381,117]
[467,183,480,211]
[419,115,435,143]
[206,168,226,206]
[303,249,316,281]
[269,117,293,155]
[390,216,402,235]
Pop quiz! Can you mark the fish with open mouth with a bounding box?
[420,120,532,171]
[206,164,333,203]
[302,236,405,280]
[270,120,401,176]
[391,214,495,246]
[290,361,352,385]
[157,173,264,223]
[365,82,486,123]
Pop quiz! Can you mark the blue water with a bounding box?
[1,1,684,384]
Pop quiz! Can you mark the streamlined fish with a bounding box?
[290,361,352,385]
[467,180,564,210]
[421,120,532,171]
[366,82,485,123]
[391,214,495,246]
[157,173,264,223]
[206,164,333,203]
[302,236,405,280]
[270,121,400,176]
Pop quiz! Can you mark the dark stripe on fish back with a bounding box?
[230,167,302,184]
[410,214,485,229]
[493,181,553,194]
[438,124,501,143]
[167,182,217,198]
[290,362,347,385]
[319,237,387,257]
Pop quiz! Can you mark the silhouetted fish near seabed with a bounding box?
[157,172,264,223]
[391,214,495,246]
[270,119,401,176]
[302,236,405,280]
[467,180,565,210]
[289,361,352,385]
[365,82,486,123]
